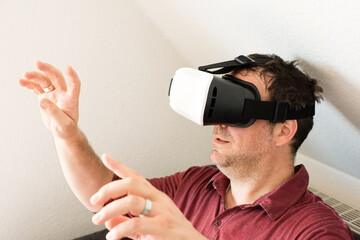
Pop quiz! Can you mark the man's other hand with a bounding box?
[90,154,207,240]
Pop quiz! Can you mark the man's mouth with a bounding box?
[213,137,229,144]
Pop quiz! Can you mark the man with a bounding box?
[19,54,354,239]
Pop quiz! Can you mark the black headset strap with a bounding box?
[198,55,270,74]
[243,99,315,123]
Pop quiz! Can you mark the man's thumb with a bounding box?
[39,98,68,122]
[39,98,75,137]
[40,99,51,109]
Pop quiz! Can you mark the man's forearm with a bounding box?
[54,128,114,212]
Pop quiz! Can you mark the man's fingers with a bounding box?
[23,62,80,96]
[102,154,138,179]
[90,154,159,207]
[105,217,139,240]
[106,217,156,240]
[36,60,67,91]
[18,78,44,95]
[92,195,158,225]
[90,176,156,207]
[65,65,81,98]
[105,216,130,231]
[23,71,52,88]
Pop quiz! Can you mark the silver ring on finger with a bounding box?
[43,83,55,93]
[139,198,152,217]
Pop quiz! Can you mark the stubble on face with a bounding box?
[210,123,275,181]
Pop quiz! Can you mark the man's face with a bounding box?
[210,70,276,174]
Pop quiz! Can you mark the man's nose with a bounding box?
[213,125,228,134]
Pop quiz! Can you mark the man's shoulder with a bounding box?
[294,190,343,220]
[285,189,353,238]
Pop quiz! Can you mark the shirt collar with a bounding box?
[206,168,230,200]
[206,165,309,221]
[257,165,309,220]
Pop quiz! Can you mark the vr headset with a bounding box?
[168,55,315,128]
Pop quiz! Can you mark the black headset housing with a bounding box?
[198,55,315,127]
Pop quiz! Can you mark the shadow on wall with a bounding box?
[297,59,360,130]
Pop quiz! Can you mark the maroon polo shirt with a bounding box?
[112,165,353,239]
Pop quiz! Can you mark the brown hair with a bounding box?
[234,54,323,155]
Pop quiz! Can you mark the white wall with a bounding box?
[0,1,212,239]
[2,1,360,239]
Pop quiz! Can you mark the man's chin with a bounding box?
[210,150,230,168]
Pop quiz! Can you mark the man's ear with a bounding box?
[274,120,298,147]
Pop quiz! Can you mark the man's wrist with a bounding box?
[53,126,83,144]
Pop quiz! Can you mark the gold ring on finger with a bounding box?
[43,83,55,93]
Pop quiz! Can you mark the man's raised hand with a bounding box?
[19,61,81,139]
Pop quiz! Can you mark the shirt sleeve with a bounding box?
[302,219,354,240]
